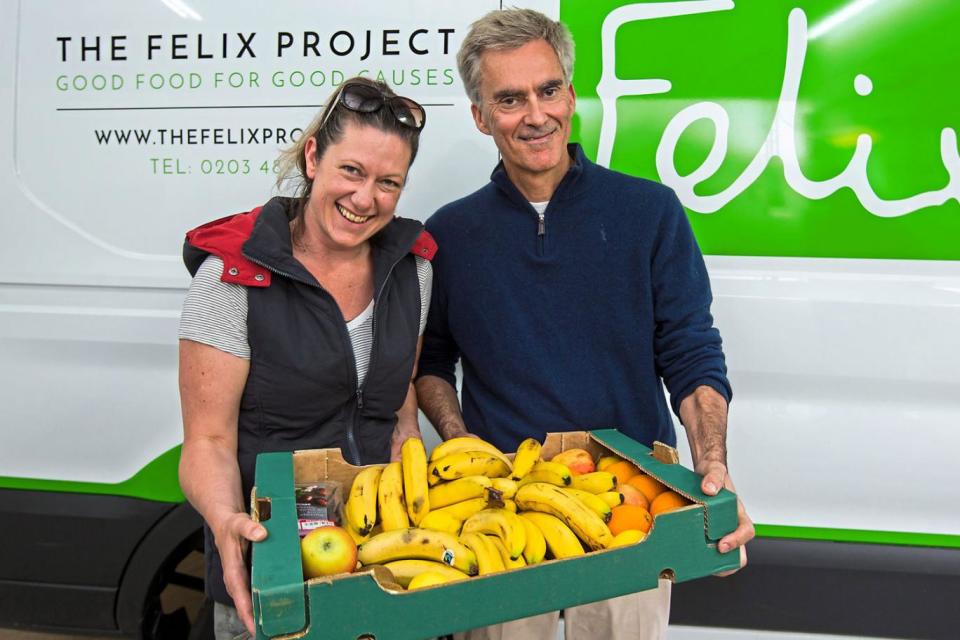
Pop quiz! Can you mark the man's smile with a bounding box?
[518,127,558,144]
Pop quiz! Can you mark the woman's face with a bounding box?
[303,122,412,252]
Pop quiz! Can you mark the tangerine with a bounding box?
[606,460,640,484]
[649,490,689,516]
[615,483,650,510]
[626,474,667,504]
[607,504,652,536]
[596,455,622,472]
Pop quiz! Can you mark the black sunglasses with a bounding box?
[319,82,426,131]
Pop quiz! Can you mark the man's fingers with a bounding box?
[715,546,748,577]
[718,506,755,553]
[700,469,726,495]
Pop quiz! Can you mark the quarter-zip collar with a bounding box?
[490,143,588,211]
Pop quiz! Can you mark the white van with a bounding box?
[1,1,956,639]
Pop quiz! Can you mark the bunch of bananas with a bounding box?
[341,436,660,590]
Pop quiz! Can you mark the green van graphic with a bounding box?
[563,0,960,260]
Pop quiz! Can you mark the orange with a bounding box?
[607,504,652,536]
[606,460,640,484]
[615,484,649,511]
[649,490,689,517]
[596,455,622,472]
[626,474,667,504]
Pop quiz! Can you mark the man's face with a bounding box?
[472,39,575,181]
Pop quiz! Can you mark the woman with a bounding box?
[177,77,433,638]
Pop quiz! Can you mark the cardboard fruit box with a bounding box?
[250,429,740,639]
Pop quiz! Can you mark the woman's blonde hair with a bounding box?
[275,76,421,239]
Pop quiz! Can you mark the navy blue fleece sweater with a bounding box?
[417,144,730,451]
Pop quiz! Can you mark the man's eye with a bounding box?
[382,179,401,190]
[500,97,520,108]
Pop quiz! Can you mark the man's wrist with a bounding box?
[437,420,470,440]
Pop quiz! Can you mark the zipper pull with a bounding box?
[537,212,545,236]
[356,389,364,409]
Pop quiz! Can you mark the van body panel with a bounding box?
[2,0,957,637]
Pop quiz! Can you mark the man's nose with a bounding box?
[523,97,549,127]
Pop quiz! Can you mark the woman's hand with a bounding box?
[213,512,268,635]
[391,381,424,461]
[178,340,256,629]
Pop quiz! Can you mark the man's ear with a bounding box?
[568,82,577,106]
[471,103,492,136]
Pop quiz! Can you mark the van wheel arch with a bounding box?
[115,501,210,638]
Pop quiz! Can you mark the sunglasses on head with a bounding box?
[319,82,426,132]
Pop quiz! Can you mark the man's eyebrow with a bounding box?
[491,87,524,102]
[491,79,564,102]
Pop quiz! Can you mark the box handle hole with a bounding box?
[659,568,676,582]
[255,497,272,522]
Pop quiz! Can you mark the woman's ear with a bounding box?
[304,136,318,180]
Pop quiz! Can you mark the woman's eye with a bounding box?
[342,165,361,176]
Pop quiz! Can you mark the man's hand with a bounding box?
[696,460,754,575]
[415,374,471,440]
[679,385,753,575]
[213,512,267,635]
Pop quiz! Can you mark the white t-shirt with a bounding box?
[179,255,432,386]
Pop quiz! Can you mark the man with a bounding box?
[416,9,754,639]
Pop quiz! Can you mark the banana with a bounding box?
[502,499,518,513]
[429,436,512,467]
[461,508,526,560]
[486,534,527,569]
[382,559,470,588]
[518,513,546,564]
[357,528,478,576]
[428,451,511,482]
[519,512,585,559]
[597,491,625,508]
[346,526,368,546]
[460,531,505,575]
[344,465,383,541]
[432,497,491,521]
[609,529,647,548]
[491,477,518,499]
[401,438,430,525]
[377,461,409,531]
[419,510,464,535]
[509,437,542,481]
[562,488,613,523]
[428,475,493,508]
[515,482,613,550]
[517,461,572,487]
[407,570,465,590]
[569,471,617,494]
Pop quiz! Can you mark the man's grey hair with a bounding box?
[457,8,575,106]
